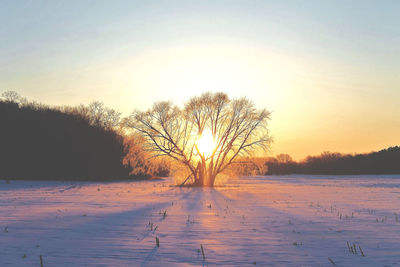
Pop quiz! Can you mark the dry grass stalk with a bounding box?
[328,257,336,265]
[359,245,365,257]
[201,244,205,260]
[346,241,351,252]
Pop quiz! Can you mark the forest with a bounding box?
[0,91,134,180]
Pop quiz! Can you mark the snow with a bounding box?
[1,175,400,266]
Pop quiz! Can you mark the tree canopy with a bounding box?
[126,92,271,186]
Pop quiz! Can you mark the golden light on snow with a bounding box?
[196,130,216,159]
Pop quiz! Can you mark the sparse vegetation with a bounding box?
[347,241,366,257]
[159,209,167,219]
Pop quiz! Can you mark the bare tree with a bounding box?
[122,133,170,177]
[1,91,21,103]
[126,92,271,187]
[87,101,121,129]
[276,154,293,164]
[61,101,121,130]
[228,157,269,176]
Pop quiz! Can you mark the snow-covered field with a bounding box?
[1,175,400,266]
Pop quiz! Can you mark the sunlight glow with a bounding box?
[196,130,216,159]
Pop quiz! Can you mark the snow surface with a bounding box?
[1,175,400,266]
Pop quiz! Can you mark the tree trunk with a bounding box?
[204,161,216,187]
[192,161,216,187]
[198,162,205,186]
[192,161,204,186]
[203,173,216,187]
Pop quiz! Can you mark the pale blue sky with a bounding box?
[1,0,399,158]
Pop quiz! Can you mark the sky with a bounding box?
[1,0,399,159]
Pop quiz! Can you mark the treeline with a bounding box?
[1,91,399,180]
[265,147,400,175]
[0,91,136,180]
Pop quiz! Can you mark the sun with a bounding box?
[196,130,216,159]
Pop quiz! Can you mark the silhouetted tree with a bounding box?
[1,91,21,103]
[126,92,271,186]
[1,90,27,105]
[276,154,293,164]
[265,154,299,174]
[61,101,121,129]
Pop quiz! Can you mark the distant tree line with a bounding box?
[265,148,400,175]
[0,91,137,180]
